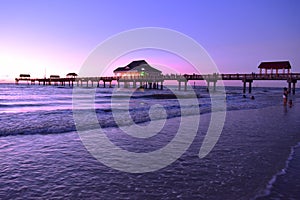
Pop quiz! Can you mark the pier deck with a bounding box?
[15,73,300,94]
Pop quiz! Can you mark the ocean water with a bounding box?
[0,83,299,199]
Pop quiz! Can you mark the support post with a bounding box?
[124,82,129,88]
[184,81,187,91]
[178,81,181,91]
[249,81,252,93]
[292,81,296,95]
[243,81,246,93]
[206,81,210,92]
[213,81,216,92]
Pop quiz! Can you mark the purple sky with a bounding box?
[0,0,299,81]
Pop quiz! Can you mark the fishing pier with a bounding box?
[15,60,300,94]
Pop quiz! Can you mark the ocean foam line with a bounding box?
[0,101,270,137]
[0,86,294,137]
[0,102,71,108]
[253,141,300,199]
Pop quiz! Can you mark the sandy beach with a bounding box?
[194,103,300,199]
[1,95,299,199]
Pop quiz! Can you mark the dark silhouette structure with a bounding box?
[258,61,291,75]
[113,60,162,77]
[19,74,31,78]
[66,73,78,78]
[113,60,163,89]
[50,75,60,79]
[14,60,300,94]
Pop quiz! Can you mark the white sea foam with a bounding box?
[253,141,300,200]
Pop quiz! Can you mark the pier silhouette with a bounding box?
[15,61,300,94]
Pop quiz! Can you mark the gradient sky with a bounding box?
[0,0,299,82]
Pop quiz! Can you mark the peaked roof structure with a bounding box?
[113,60,162,74]
[258,61,291,69]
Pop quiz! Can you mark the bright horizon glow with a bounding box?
[0,0,299,86]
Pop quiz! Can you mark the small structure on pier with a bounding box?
[49,75,60,86]
[50,75,60,79]
[19,74,31,78]
[15,74,31,85]
[66,73,78,78]
[113,60,163,89]
[258,61,291,75]
[113,60,162,77]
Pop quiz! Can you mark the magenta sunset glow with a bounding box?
[0,0,299,82]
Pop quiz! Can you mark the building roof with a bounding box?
[258,61,291,69]
[66,72,78,77]
[113,60,162,74]
[20,74,30,77]
[50,75,60,78]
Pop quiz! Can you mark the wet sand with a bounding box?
[0,102,300,199]
[195,103,300,199]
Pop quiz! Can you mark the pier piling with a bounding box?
[14,71,299,94]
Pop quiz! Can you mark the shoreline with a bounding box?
[1,86,298,138]
[0,90,300,199]
[253,141,300,199]
[208,103,300,199]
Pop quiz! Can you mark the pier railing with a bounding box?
[15,72,300,93]
[183,73,300,81]
[16,73,300,83]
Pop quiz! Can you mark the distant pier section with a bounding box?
[15,60,300,94]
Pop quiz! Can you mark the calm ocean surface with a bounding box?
[0,83,299,199]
